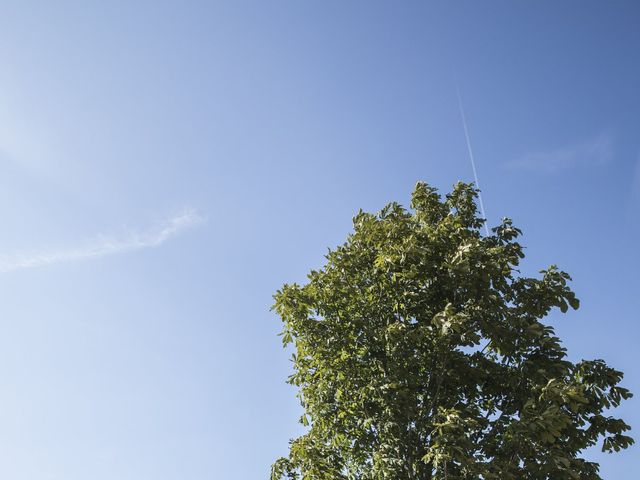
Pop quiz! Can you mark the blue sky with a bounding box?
[0,1,638,478]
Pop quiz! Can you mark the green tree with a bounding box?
[271,182,632,480]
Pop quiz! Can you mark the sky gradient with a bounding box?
[0,1,638,478]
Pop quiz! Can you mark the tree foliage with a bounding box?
[271,182,632,480]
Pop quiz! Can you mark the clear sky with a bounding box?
[0,1,638,478]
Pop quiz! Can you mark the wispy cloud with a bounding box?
[508,133,614,173]
[0,209,204,273]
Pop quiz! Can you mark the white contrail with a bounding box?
[456,84,490,236]
[0,209,204,273]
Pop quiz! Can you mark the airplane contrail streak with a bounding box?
[456,84,490,236]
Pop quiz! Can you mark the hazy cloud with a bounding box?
[508,134,613,173]
[0,209,203,273]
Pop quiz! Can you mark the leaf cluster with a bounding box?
[271,182,632,480]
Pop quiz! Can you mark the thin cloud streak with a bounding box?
[456,83,489,236]
[0,209,203,273]
[508,133,613,173]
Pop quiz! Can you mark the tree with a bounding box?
[271,182,633,480]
